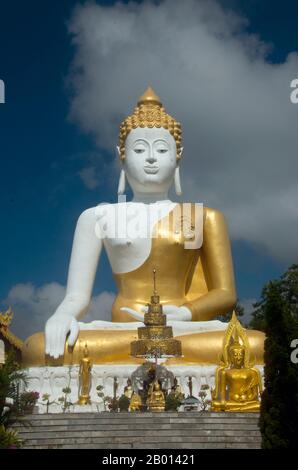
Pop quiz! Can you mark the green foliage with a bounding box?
[58,387,73,413]
[19,391,39,410]
[0,351,29,448]
[0,351,28,426]
[96,384,104,400]
[258,266,298,449]
[103,395,113,411]
[165,392,182,411]
[118,394,130,412]
[198,384,211,411]
[0,424,23,449]
[41,394,56,414]
[249,264,298,332]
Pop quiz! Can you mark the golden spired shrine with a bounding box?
[21,87,265,414]
[130,269,182,412]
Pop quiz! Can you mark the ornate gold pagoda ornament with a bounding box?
[130,269,182,359]
[0,307,23,351]
[77,343,92,405]
[118,86,182,161]
[211,312,263,412]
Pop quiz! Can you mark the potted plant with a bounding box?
[165,391,182,411]
[103,396,118,412]
[118,394,130,412]
[58,387,73,413]
[198,384,211,411]
[41,394,56,414]
[19,391,39,415]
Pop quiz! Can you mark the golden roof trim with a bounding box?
[0,326,23,351]
[0,308,23,351]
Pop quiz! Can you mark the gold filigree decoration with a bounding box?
[0,307,13,328]
[0,307,23,351]
[221,311,253,369]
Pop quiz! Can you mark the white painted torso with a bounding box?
[94,200,177,274]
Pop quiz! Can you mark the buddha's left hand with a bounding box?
[120,305,192,322]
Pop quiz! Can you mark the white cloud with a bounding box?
[239,297,258,325]
[78,165,100,189]
[2,282,115,340]
[67,0,298,263]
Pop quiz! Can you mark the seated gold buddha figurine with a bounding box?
[129,392,142,412]
[147,381,165,412]
[124,379,133,400]
[211,313,263,412]
[22,87,264,367]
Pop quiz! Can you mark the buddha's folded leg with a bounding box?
[22,330,143,367]
[22,328,265,367]
[165,329,265,365]
[211,401,226,412]
[224,401,260,412]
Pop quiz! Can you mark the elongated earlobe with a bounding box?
[117,169,126,195]
[174,166,182,196]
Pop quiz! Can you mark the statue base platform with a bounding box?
[24,364,264,414]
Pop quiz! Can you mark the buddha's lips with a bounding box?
[144,166,159,174]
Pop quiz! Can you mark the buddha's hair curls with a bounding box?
[118,87,182,161]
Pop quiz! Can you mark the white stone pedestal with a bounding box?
[24,364,264,414]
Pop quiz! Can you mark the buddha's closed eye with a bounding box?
[134,148,145,154]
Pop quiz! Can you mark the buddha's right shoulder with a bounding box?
[78,203,115,221]
[76,207,98,228]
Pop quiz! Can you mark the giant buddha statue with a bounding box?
[22,87,264,369]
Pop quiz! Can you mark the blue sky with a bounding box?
[0,0,297,338]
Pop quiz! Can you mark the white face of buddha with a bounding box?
[122,127,179,196]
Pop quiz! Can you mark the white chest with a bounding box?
[95,201,177,273]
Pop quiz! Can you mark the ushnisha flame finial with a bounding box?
[137,86,162,106]
[118,86,182,161]
[153,268,157,296]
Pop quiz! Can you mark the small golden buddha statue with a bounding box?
[124,378,133,400]
[172,378,184,401]
[147,380,165,412]
[187,376,193,397]
[211,313,263,412]
[77,343,92,405]
[129,392,142,412]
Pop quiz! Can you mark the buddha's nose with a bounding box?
[146,148,157,163]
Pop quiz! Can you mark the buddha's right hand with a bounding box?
[45,314,80,359]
